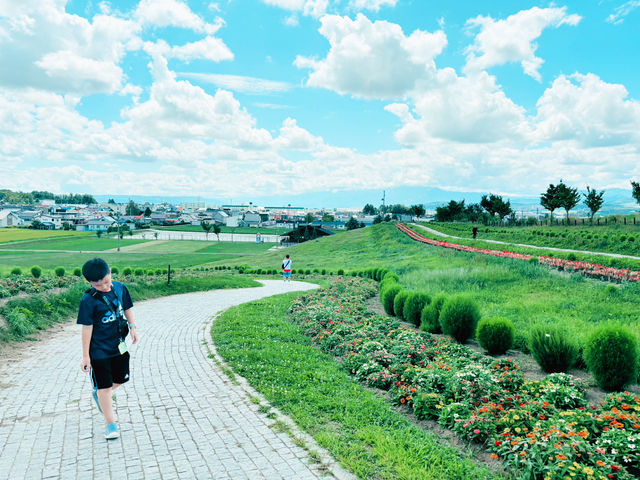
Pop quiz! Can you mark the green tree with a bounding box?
[345,217,361,230]
[62,222,72,230]
[212,224,221,241]
[631,181,640,207]
[556,181,580,220]
[362,203,377,215]
[126,200,142,216]
[410,204,425,218]
[201,220,212,239]
[373,214,383,224]
[304,213,314,224]
[481,194,512,220]
[321,213,334,222]
[31,219,43,230]
[435,200,465,222]
[540,183,561,221]
[583,186,605,220]
[96,230,103,239]
[144,207,152,217]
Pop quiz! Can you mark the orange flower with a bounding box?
[577,431,588,438]
[556,454,567,460]
[621,404,630,410]
[596,460,606,467]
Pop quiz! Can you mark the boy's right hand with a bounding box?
[81,358,91,373]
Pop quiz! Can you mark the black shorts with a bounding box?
[91,352,130,389]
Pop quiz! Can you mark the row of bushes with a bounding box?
[378,270,639,391]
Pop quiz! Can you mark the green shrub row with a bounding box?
[379,271,639,390]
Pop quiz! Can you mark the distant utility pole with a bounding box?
[381,191,386,208]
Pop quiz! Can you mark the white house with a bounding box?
[0,209,22,227]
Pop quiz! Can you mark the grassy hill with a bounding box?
[214,223,640,351]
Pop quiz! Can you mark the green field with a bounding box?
[213,223,640,352]
[0,228,90,243]
[0,230,278,275]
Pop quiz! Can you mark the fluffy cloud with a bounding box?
[533,73,640,147]
[135,0,224,34]
[464,6,581,81]
[144,37,233,62]
[0,2,139,95]
[295,14,447,99]
[387,70,529,145]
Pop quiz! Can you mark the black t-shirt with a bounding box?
[77,281,134,360]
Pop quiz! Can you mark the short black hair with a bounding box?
[82,258,110,282]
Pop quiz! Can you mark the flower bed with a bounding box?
[397,224,640,283]
[290,277,640,479]
[0,275,82,298]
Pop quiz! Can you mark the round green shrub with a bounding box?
[439,295,480,343]
[403,292,431,327]
[380,284,402,316]
[305,269,311,275]
[73,267,82,277]
[419,305,439,333]
[30,265,42,278]
[584,325,639,391]
[528,324,578,373]
[123,267,133,276]
[476,317,515,355]
[567,253,577,261]
[54,266,65,277]
[337,269,344,275]
[10,267,22,275]
[155,269,163,275]
[134,268,144,276]
[393,290,410,320]
[321,269,326,275]
[528,257,539,264]
[379,275,398,293]
[381,271,399,283]
[111,266,119,275]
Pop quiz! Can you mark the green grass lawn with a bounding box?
[0,236,148,251]
[0,228,90,244]
[212,292,499,480]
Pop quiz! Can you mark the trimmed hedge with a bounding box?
[528,324,578,373]
[393,290,410,320]
[476,317,515,355]
[584,325,639,391]
[439,295,480,343]
[403,292,431,327]
[381,284,402,316]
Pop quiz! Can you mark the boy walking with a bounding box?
[282,254,292,282]
[78,258,138,439]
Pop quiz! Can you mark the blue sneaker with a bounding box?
[92,387,102,414]
[105,422,119,440]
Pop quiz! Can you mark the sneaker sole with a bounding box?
[105,431,120,440]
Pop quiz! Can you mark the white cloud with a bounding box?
[135,0,224,34]
[348,0,397,12]
[144,37,233,62]
[294,14,447,99]
[533,73,640,147]
[274,118,324,150]
[387,70,530,145]
[606,0,640,24]
[464,6,581,81]
[178,73,292,94]
[0,2,139,95]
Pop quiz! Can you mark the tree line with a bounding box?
[363,180,640,224]
[0,189,96,205]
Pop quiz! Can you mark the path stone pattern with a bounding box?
[0,280,353,480]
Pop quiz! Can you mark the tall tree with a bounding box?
[481,194,512,220]
[304,213,314,224]
[126,200,142,216]
[345,217,361,230]
[201,220,212,240]
[362,203,377,215]
[410,204,425,218]
[144,207,152,217]
[583,186,605,220]
[540,183,561,221]
[212,224,221,241]
[631,181,640,207]
[556,181,580,220]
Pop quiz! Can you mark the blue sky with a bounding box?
[1,0,639,207]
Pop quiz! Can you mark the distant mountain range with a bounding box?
[95,187,639,214]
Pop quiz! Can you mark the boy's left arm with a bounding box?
[125,308,138,344]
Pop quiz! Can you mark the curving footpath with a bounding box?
[0,280,354,480]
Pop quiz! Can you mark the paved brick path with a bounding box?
[0,281,354,480]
